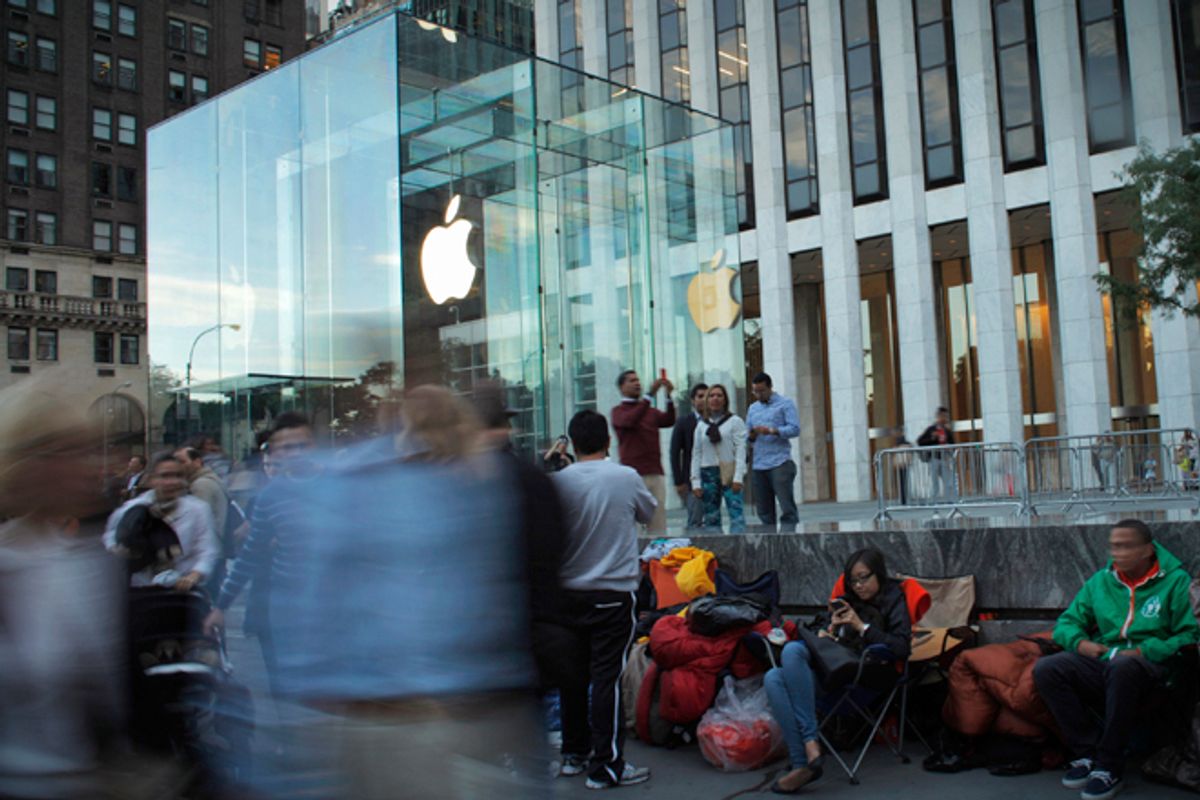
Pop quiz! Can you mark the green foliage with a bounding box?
[1096,140,1200,319]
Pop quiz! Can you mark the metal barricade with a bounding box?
[875,442,1026,521]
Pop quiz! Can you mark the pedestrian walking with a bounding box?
[670,382,708,530]
[745,372,800,527]
[689,384,746,532]
[611,369,675,533]
[917,406,957,503]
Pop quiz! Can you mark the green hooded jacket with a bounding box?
[1053,542,1199,664]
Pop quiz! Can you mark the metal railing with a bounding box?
[875,429,1200,521]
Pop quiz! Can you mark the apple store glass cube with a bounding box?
[147,10,743,458]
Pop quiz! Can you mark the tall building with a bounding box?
[1,0,305,466]
[535,0,1200,502]
[306,0,534,52]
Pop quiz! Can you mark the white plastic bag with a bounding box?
[697,675,786,772]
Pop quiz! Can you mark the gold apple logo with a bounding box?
[687,248,741,333]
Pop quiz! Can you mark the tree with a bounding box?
[1095,140,1200,319]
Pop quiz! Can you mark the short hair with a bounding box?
[568,410,609,456]
[130,454,147,468]
[149,451,182,473]
[843,548,889,590]
[936,406,950,415]
[1112,518,1153,544]
[175,447,201,462]
[616,369,637,389]
[270,411,311,440]
[690,383,709,398]
[751,372,772,387]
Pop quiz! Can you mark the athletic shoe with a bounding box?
[585,762,651,790]
[1080,771,1122,800]
[559,754,588,777]
[1062,758,1094,789]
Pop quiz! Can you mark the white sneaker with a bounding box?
[559,754,588,777]
[585,762,650,790]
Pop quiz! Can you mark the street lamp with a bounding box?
[185,323,240,440]
[103,381,133,487]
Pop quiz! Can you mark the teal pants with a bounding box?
[699,466,744,532]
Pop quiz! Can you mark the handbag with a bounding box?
[719,461,736,487]
[796,625,860,691]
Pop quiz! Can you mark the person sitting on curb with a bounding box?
[1033,519,1199,800]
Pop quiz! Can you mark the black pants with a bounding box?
[532,589,636,784]
[1032,651,1166,774]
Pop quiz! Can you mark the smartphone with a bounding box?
[830,598,849,612]
[659,368,667,381]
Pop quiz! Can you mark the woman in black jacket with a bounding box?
[763,548,913,793]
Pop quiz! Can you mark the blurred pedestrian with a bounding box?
[746,372,800,527]
[540,409,655,789]
[543,435,575,472]
[174,445,232,588]
[670,382,708,529]
[918,406,957,503]
[120,454,148,502]
[690,384,746,532]
[611,369,675,533]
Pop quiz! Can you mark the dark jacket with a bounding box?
[815,580,913,660]
[669,411,701,487]
[917,423,955,459]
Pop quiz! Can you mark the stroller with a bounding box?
[128,588,254,794]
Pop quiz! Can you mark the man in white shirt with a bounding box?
[104,452,220,591]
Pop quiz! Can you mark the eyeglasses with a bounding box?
[848,572,875,586]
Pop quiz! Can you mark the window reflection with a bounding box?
[1097,196,1157,414]
[1010,228,1059,439]
[933,223,980,440]
[1077,0,1134,152]
[1172,0,1200,133]
[858,238,902,450]
[660,0,690,105]
[777,0,818,216]
[991,0,1044,169]
[841,0,887,203]
[714,0,754,229]
[914,0,962,187]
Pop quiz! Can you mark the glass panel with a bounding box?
[936,253,981,433]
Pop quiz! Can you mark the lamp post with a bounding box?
[103,381,133,487]
[185,323,240,441]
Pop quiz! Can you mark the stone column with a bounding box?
[877,0,943,438]
[809,0,871,501]
[953,0,1024,444]
[1125,0,1200,431]
[1034,0,1111,437]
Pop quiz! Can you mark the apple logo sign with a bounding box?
[687,248,741,332]
[420,194,478,305]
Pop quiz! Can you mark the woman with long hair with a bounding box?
[688,384,747,532]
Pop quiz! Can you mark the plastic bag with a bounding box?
[697,676,786,772]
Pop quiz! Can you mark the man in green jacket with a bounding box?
[1034,519,1199,800]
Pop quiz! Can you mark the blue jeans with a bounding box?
[763,641,819,768]
[752,460,798,525]
[699,466,744,532]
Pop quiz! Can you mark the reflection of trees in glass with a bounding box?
[324,360,399,441]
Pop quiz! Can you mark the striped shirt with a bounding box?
[215,476,311,612]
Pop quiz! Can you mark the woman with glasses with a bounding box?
[763,548,913,794]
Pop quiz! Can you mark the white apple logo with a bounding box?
[420,194,477,305]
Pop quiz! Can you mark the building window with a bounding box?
[8,31,29,68]
[37,0,54,13]
[7,149,29,185]
[93,276,112,298]
[842,0,887,203]
[35,36,55,72]
[35,95,55,130]
[92,162,112,197]
[1077,0,1133,152]
[93,108,112,140]
[93,220,112,251]
[659,0,690,104]
[117,113,136,145]
[35,153,55,188]
[93,51,112,85]
[36,329,57,361]
[117,58,136,90]
[118,223,137,255]
[7,90,28,125]
[34,269,55,294]
[117,277,137,300]
[607,0,635,88]
[914,0,962,187]
[192,24,208,56]
[120,333,138,365]
[34,211,55,244]
[6,268,28,292]
[168,18,187,51]
[243,38,261,68]
[5,0,26,7]
[168,71,187,104]
[6,210,27,241]
[8,328,30,361]
[992,0,1044,169]
[558,0,583,115]
[93,0,111,30]
[192,75,209,102]
[715,0,755,229]
[117,3,136,36]
[94,332,114,364]
[244,0,260,20]
[264,0,282,25]
[117,166,136,201]
[776,0,819,217]
[1173,0,1200,133]
[264,44,282,70]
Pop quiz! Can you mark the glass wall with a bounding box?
[776,0,818,217]
[932,223,980,440]
[1077,0,1134,152]
[914,0,962,187]
[1010,205,1059,438]
[558,0,584,115]
[148,11,744,465]
[992,0,1045,169]
[857,237,902,455]
[1172,0,1200,133]
[842,0,887,203]
[714,0,754,229]
[606,0,635,88]
[660,0,690,105]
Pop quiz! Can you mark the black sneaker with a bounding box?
[1062,758,1094,789]
[559,754,588,777]
[1081,770,1122,800]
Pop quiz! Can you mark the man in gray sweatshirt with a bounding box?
[544,409,656,790]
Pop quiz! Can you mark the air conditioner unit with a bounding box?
[8,186,29,196]
[95,32,112,43]
[93,199,113,209]
[94,143,112,153]
[8,125,29,136]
